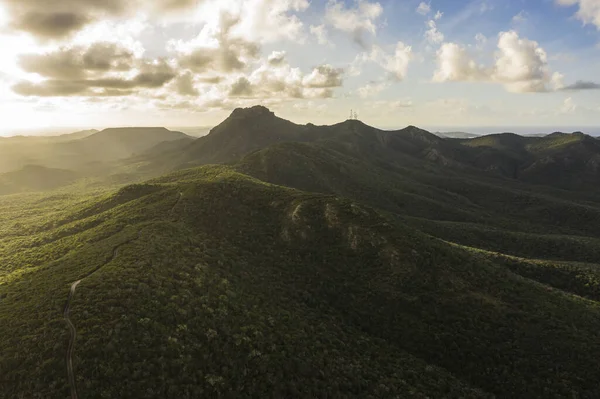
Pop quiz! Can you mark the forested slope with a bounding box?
[2,167,600,398]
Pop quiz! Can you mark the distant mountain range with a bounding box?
[0,127,191,176]
[127,106,600,192]
[3,108,600,195]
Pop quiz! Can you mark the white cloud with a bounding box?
[416,2,431,15]
[310,24,330,45]
[434,10,443,20]
[191,0,310,44]
[425,20,444,44]
[560,97,577,113]
[369,42,413,81]
[357,81,388,98]
[168,15,260,74]
[556,0,600,29]
[433,30,562,93]
[493,31,550,92]
[268,50,287,65]
[475,33,487,46]
[512,10,527,24]
[221,56,344,102]
[351,40,413,81]
[325,0,383,48]
[433,43,487,82]
[551,72,565,90]
[369,99,413,112]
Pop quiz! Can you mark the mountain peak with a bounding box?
[229,105,275,119]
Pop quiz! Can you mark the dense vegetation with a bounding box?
[2,106,600,398]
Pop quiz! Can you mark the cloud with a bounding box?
[371,99,413,111]
[512,10,527,24]
[194,0,311,44]
[310,24,330,45]
[556,0,600,29]
[493,31,550,92]
[357,81,388,98]
[229,76,255,96]
[434,10,443,20]
[551,72,565,90]
[302,65,344,88]
[3,0,309,42]
[171,15,261,74]
[433,43,487,82]
[416,2,431,15]
[433,30,562,93]
[325,0,383,48]
[223,55,344,102]
[475,33,487,46]
[560,97,577,114]
[12,12,90,39]
[268,51,287,66]
[352,41,413,81]
[383,42,413,81]
[425,20,444,44]
[3,0,131,39]
[18,43,134,79]
[174,71,199,96]
[561,80,600,90]
[12,59,176,96]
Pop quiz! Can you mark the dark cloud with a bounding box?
[19,43,134,79]
[156,0,200,12]
[229,77,254,97]
[4,0,199,39]
[175,72,199,96]
[199,76,223,84]
[561,80,600,91]
[268,51,287,66]
[311,88,334,98]
[12,80,88,96]
[12,61,176,97]
[13,11,90,39]
[178,40,260,73]
[82,43,134,71]
[302,65,344,88]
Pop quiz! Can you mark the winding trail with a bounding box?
[63,243,130,399]
[63,192,183,399]
[171,191,184,219]
[63,280,81,399]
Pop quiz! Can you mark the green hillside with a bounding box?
[3,107,600,398]
[0,165,79,195]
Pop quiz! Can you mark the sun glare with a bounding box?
[0,4,8,28]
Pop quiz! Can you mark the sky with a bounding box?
[0,0,599,134]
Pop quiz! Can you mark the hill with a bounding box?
[457,132,600,188]
[0,127,191,176]
[0,165,78,195]
[2,168,600,398]
[3,107,600,398]
[130,107,600,192]
[70,127,191,161]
